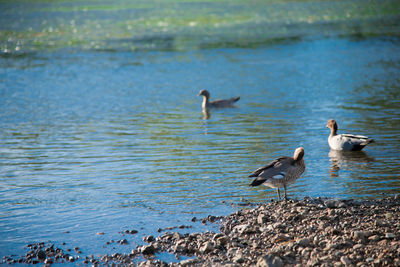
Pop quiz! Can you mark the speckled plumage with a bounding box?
[249,147,305,200]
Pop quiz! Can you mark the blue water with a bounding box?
[1,37,400,261]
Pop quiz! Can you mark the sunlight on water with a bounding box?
[1,0,400,52]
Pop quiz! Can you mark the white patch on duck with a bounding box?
[272,172,286,179]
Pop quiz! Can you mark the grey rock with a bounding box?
[233,252,245,263]
[257,213,269,224]
[352,231,366,242]
[36,250,46,260]
[143,235,155,243]
[341,256,351,266]
[199,242,214,254]
[216,236,228,246]
[325,200,339,209]
[256,255,284,267]
[385,233,395,239]
[140,245,156,255]
[172,232,182,240]
[180,258,199,266]
[368,235,380,242]
[297,238,311,247]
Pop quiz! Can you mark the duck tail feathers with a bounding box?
[249,177,266,187]
[361,138,375,145]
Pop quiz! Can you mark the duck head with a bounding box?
[198,89,210,99]
[326,119,338,135]
[293,147,305,161]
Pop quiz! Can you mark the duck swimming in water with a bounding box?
[326,119,374,151]
[198,90,240,108]
[249,147,305,201]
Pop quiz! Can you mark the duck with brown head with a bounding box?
[198,89,240,109]
[326,119,374,151]
[249,147,305,201]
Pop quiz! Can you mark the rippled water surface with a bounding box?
[1,0,400,262]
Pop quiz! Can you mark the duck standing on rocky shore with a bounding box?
[198,89,240,108]
[249,147,305,200]
[326,119,374,151]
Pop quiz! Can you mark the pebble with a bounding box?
[140,244,156,255]
[199,242,214,254]
[143,235,155,243]
[297,237,310,247]
[341,256,351,265]
[256,254,284,267]
[385,233,396,239]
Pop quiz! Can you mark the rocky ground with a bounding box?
[3,196,400,266]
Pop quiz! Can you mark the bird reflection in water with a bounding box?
[202,107,211,120]
[201,107,210,135]
[328,150,375,178]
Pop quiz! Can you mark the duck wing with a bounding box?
[334,134,374,151]
[341,134,374,146]
[209,97,240,107]
[249,157,293,186]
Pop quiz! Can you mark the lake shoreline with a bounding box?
[3,195,400,266]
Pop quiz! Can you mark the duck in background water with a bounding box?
[249,147,305,201]
[198,89,240,109]
[326,119,374,151]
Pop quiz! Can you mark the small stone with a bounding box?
[119,239,128,245]
[297,238,310,247]
[199,242,214,254]
[385,233,395,239]
[366,257,374,263]
[341,256,351,266]
[180,259,199,266]
[233,253,245,263]
[172,232,182,240]
[352,231,366,242]
[385,213,393,219]
[143,235,155,243]
[257,214,269,224]
[36,250,46,260]
[217,236,228,246]
[257,254,284,267]
[140,245,155,255]
[368,235,380,242]
[325,200,338,209]
[208,215,216,222]
[353,244,364,249]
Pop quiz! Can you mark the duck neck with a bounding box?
[202,96,209,108]
[330,127,337,137]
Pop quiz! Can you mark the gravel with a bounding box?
[2,196,400,266]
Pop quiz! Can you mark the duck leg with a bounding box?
[284,185,288,201]
[276,188,281,201]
